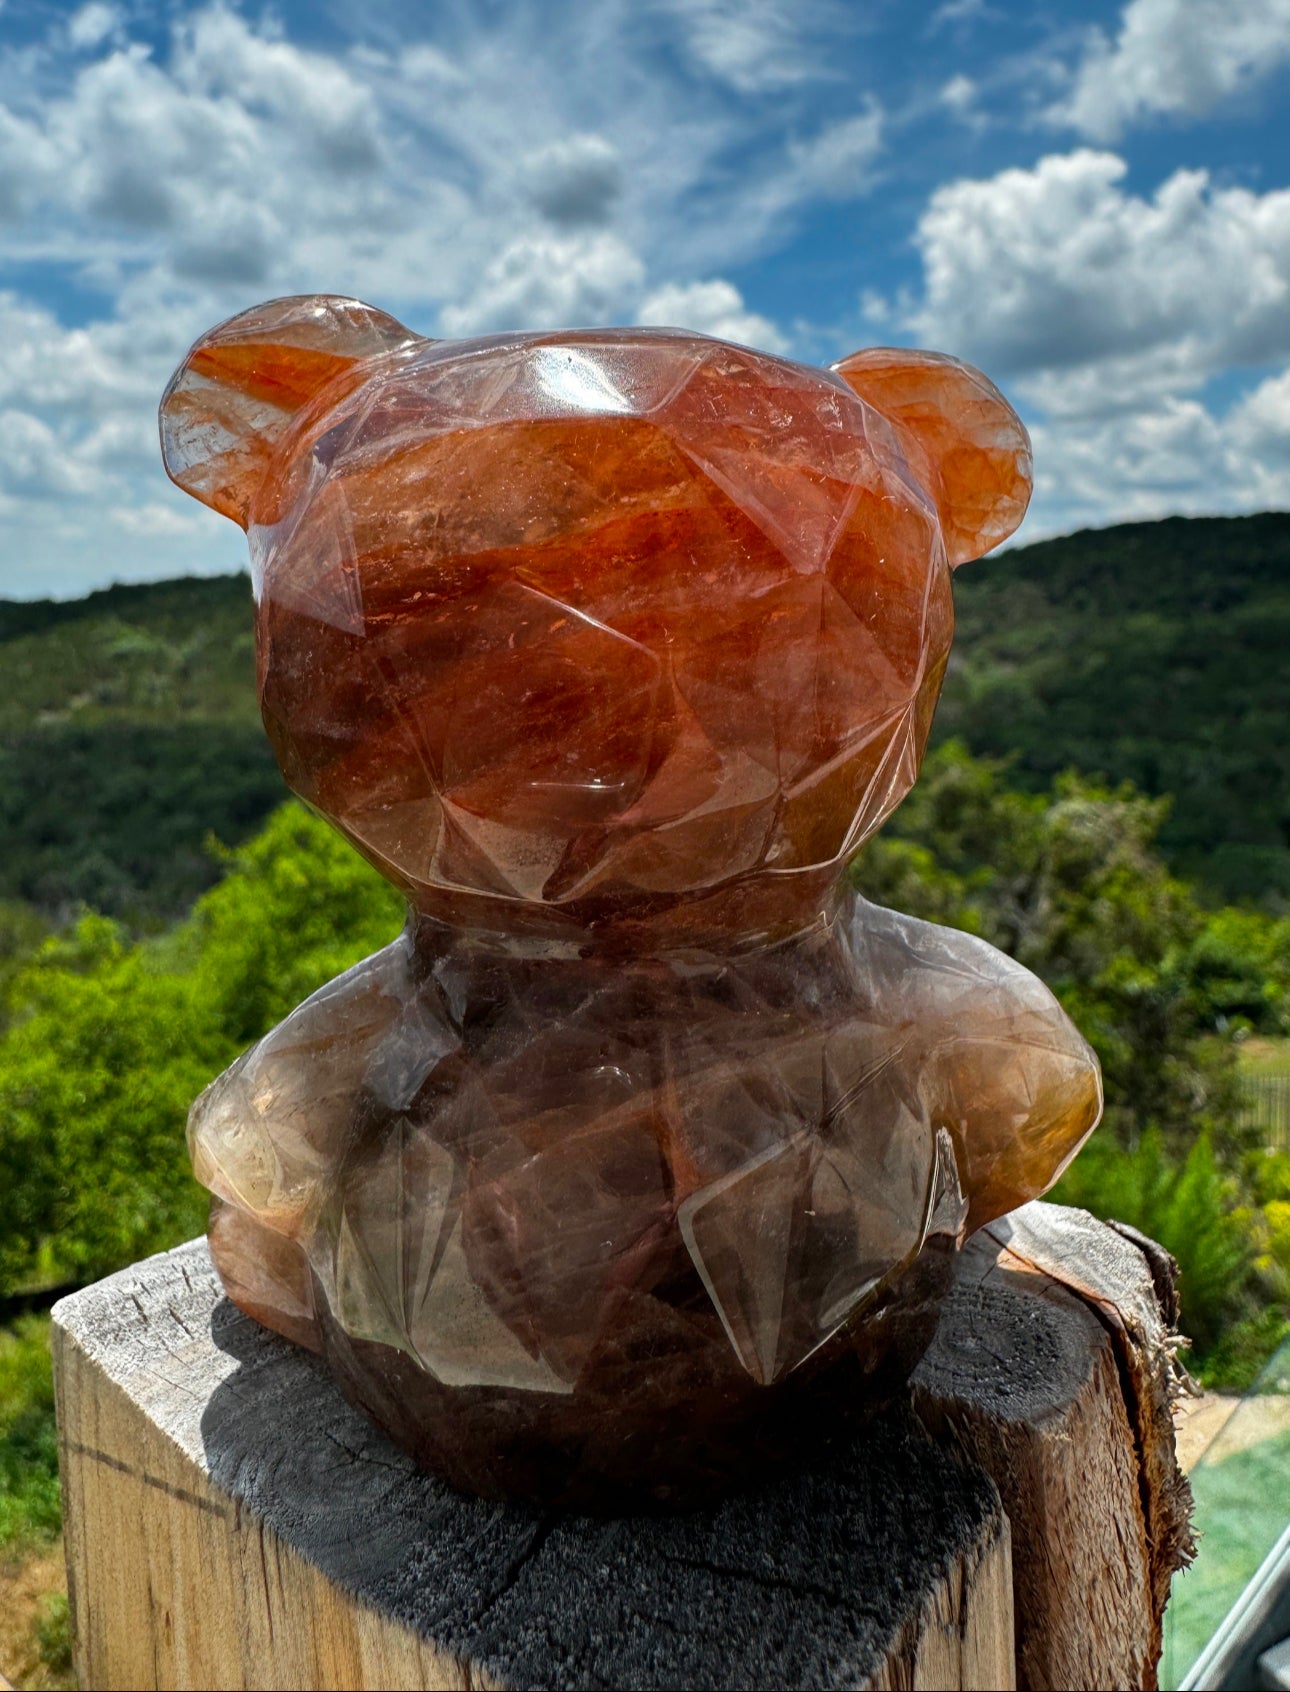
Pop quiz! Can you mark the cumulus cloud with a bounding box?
[0,295,153,416]
[440,233,646,334]
[0,410,101,499]
[1,0,1282,590]
[636,279,787,351]
[1023,377,1290,538]
[911,150,1290,404]
[1233,365,1290,460]
[1053,0,1290,141]
[66,4,121,53]
[519,135,623,227]
[900,146,1290,538]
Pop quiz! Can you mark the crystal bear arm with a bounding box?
[851,899,1102,1232]
[158,293,421,527]
[831,348,1031,566]
[188,934,423,1347]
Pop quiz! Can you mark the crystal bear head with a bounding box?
[161,295,1030,943]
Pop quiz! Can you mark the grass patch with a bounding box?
[1162,1425,1290,1687]
[0,1544,72,1691]
[1238,1036,1290,1078]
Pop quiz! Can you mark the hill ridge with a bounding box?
[0,510,1285,918]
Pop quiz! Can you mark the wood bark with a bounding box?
[912,1204,1195,1691]
[51,1201,1190,1691]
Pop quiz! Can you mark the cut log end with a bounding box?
[51,1201,1192,1691]
[913,1203,1196,1692]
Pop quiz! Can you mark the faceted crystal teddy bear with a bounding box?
[163,296,1101,1510]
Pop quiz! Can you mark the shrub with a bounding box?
[1053,1130,1256,1364]
[0,1317,60,1553]
[0,804,401,1297]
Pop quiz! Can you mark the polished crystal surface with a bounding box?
[163,295,1099,1508]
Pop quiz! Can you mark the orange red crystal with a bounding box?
[164,296,1100,1507]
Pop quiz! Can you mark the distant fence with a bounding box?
[1242,1074,1290,1154]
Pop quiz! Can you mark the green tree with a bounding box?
[0,915,219,1289]
[853,743,1290,1381]
[853,741,1248,1154]
[183,804,404,1046]
[1185,907,1290,1034]
[0,805,401,1295]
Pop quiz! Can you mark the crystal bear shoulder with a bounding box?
[163,296,1099,1511]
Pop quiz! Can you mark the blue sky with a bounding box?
[1,0,1289,596]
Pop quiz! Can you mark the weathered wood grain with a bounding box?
[52,1200,1190,1691]
[911,1204,1195,1692]
[53,1240,1014,1692]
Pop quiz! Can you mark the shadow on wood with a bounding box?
[52,1202,1191,1691]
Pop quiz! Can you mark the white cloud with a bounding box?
[397,44,465,84]
[654,0,830,92]
[0,410,101,498]
[636,279,787,351]
[1022,373,1290,538]
[1054,0,1290,141]
[439,233,646,334]
[172,8,385,177]
[6,0,1283,590]
[1229,365,1290,510]
[519,135,623,227]
[1028,401,1226,531]
[0,0,884,593]
[858,288,892,326]
[929,0,991,29]
[786,105,883,199]
[901,147,1290,539]
[0,102,57,220]
[0,295,153,416]
[940,75,978,119]
[109,501,208,536]
[66,4,121,52]
[911,150,1290,404]
[1233,365,1290,453]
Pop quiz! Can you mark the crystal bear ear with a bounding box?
[159,294,422,528]
[830,348,1032,567]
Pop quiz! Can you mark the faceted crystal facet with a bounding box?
[164,297,1100,1509]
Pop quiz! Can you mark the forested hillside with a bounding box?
[0,574,283,924]
[0,510,1286,923]
[942,512,1290,904]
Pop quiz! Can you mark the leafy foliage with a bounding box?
[853,742,1259,1154]
[0,724,285,924]
[0,1317,60,1554]
[853,742,1290,1381]
[0,806,401,1295]
[1054,1131,1257,1356]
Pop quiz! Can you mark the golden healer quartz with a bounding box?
[164,296,1100,1509]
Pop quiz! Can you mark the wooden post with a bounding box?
[51,1203,1191,1691]
[913,1207,1195,1691]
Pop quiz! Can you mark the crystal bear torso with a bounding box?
[164,297,1100,1509]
